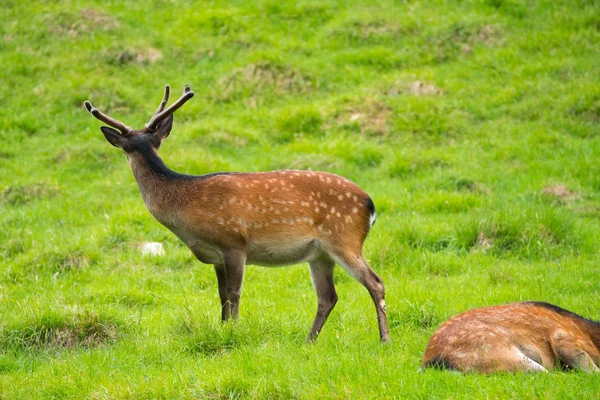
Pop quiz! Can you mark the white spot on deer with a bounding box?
[330,207,336,214]
[236,182,242,187]
[216,217,224,225]
[319,202,327,208]
[326,214,331,220]
[352,207,358,213]
[314,207,319,213]
[337,179,342,185]
[336,212,341,217]
[274,210,281,215]
[300,201,309,207]
[338,195,343,200]
[207,211,213,217]
[264,183,270,189]
[326,177,331,183]
[319,175,324,182]
[379,299,386,312]
[345,216,352,223]
[201,196,208,201]
[317,224,324,232]
[316,192,321,198]
[353,196,358,202]
[346,192,352,198]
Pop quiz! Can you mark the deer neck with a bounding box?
[127,144,191,218]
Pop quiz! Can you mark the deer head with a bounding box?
[84,85,194,152]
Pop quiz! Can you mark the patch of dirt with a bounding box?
[387,80,444,97]
[542,185,581,203]
[0,183,59,206]
[432,23,503,62]
[215,62,312,101]
[345,20,403,42]
[48,9,120,36]
[79,8,120,29]
[3,311,118,350]
[57,253,90,271]
[471,231,494,254]
[333,98,391,136]
[108,47,163,65]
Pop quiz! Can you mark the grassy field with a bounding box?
[1,0,600,398]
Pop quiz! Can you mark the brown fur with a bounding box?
[422,302,600,373]
[85,85,390,342]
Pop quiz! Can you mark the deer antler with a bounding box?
[154,84,171,114]
[145,85,194,131]
[84,101,132,135]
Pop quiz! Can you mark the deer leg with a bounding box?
[551,330,600,371]
[214,263,230,321]
[307,256,338,342]
[332,251,390,343]
[222,249,246,320]
[555,344,600,371]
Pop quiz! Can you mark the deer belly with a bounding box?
[246,238,321,266]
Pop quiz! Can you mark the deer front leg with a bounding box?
[552,330,600,371]
[214,263,230,321]
[222,249,246,320]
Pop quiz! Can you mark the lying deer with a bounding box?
[422,301,600,373]
[84,85,389,342]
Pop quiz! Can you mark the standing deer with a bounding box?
[422,301,600,373]
[84,85,389,342]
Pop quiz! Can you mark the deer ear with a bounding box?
[153,114,174,142]
[101,126,126,148]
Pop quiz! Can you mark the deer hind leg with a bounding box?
[307,256,338,342]
[329,250,390,342]
[218,249,246,321]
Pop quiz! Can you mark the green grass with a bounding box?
[1,0,600,398]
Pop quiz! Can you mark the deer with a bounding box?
[422,301,600,373]
[84,85,390,343]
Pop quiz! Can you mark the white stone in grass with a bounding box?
[139,242,165,257]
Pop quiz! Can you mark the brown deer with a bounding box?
[422,301,600,373]
[84,85,390,342]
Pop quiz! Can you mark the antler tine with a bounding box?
[145,85,195,131]
[84,101,132,135]
[154,85,171,114]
